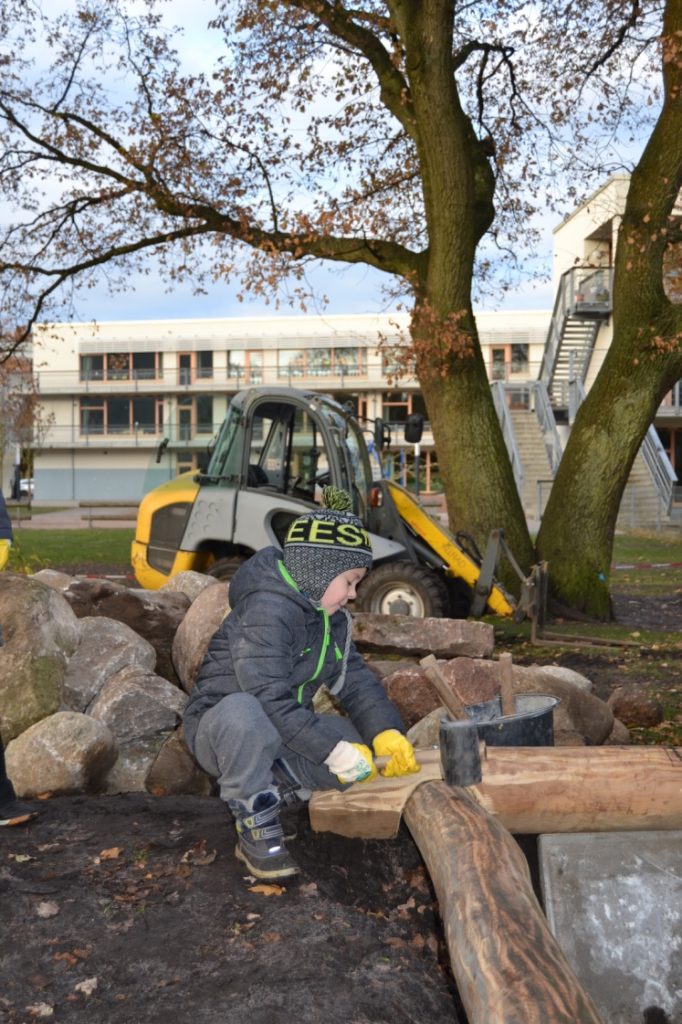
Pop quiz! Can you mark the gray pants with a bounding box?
[192,692,365,803]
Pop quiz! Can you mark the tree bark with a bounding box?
[403,783,604,1024]
[536,0,682,616]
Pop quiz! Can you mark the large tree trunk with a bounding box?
[537,1,682,617]
[394,0,534,579]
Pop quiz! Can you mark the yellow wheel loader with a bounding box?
[132,387,531,619]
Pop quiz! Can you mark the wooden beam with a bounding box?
[309,746,682,839]
[403,782,604,1024]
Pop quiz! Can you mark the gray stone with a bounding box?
[146,729,212,796]
[30,569,76,592]
[0,574,81,741]
[62,577,190,685]
[5,711,117,797]
[534,664,593,692]
[351,614,494,659]
[62,617,157,711]
[88,664,186,742]
[603,717,631,745]
[105,736,167,794]
[172,582,230,694]
[160,571,220,603]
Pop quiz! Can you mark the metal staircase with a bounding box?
[539,267,613,410]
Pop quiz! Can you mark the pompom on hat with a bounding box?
[282,486,373,603]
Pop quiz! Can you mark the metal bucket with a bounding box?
[465,693,560,747]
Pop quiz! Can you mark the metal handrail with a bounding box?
[539,267,613,389]
[529,381,563,473]
[490,380,524,495]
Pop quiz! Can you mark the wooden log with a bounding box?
[309,746,682,839]
[403,782,604,1024]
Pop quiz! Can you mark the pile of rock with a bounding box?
[0,570,631,800]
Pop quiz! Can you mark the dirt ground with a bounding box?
[4,567,679,1024]
[3,796,464,1024]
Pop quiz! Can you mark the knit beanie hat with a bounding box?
[282,486,373,602]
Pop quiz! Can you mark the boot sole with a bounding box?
[0,812,37,827]
[235,844,300,879]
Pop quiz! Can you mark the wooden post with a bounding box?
[498,651,516,716]
[419,654,469,719]
[403,781,604,1024]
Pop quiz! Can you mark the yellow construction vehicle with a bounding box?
[132,387,527,619]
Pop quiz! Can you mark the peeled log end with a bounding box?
[403,782,604,1024]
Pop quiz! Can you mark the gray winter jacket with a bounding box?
[183,546,404,763]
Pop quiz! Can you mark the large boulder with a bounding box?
[352,614,494,659]
[146,729,213,796]
[607,684,664,728]
[0,574,81,741]
[5,711,117,796]
[172,582,230,693]
[160,571,220,603]
[62,616,157,712]
[88,665,186,742]
[62,578,190,685]
[88,665,188,794]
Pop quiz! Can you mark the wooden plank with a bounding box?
[404,782,604,1024]
[498,651,516,716]
[309,746,682,839]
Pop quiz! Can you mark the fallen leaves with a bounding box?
[35,901,59,919]
[180,838,217,866]
[248,883,285,896]
[24,1002,53,1018]
[98,847,124,861]
[73,977,98,997]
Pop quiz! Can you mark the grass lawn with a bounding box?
[9,528,135,573]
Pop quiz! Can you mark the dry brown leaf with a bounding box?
[248,883,285,896]
[36,901,59,919]
[262,931,281,943]
[99,847,123,860]
[298,881,318,897]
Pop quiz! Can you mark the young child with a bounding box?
[183,487,420,880]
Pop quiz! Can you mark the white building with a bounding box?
[29,309,549,502]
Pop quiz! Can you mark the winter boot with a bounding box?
[0,797,39,827]
[228,791,300,880]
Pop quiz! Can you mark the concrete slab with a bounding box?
[539,831,682,1024]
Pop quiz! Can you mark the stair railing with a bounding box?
[538,271,572,388]
[490,381,525,496]
[529,381,563,473]
[571,379,676,512]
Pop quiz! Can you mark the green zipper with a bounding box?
[277,560,332,703]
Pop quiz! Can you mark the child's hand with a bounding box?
[372,730,421,777]
[324,740,377,784]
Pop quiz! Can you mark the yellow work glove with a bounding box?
[0,539,11,571]
[372,729,421,778]
[324,740,378,784]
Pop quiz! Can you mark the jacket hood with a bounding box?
[228,545,314,612]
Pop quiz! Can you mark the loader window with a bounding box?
[247,400,331,502]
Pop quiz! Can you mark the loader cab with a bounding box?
[180,388,375,556]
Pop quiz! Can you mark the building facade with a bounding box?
[29,310,550,502]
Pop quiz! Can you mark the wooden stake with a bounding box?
[419,654,469,720]
[498,651,516,716]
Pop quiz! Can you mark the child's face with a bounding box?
[319,567,368,614]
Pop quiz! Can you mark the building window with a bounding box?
[228,350,262,385]
[381,391,427,425]
[79,397,163,435]
[177,396,214,441]
[80,399,104,435]
[79,352,162,383]
[178,351,213,385]
[490,342,530,381]
[276,347,365,380]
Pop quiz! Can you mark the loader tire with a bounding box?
[206,555,248,581]
[355,560,450,618]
